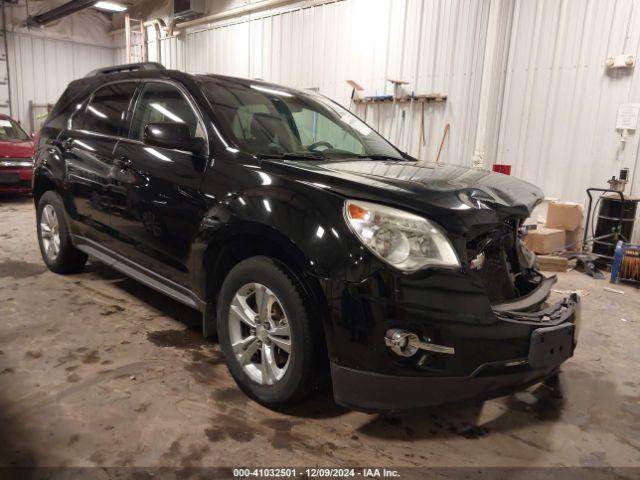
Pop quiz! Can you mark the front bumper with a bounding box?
[0,166,32,193]
[331,363,559,411]
[329,285,580,411]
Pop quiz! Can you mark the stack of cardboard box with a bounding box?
[545,202,584,252]
[523,201,584,272]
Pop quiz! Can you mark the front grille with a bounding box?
[0,158,33,168]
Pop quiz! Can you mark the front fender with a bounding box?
[193,182,357,284]
[197,155,382,280]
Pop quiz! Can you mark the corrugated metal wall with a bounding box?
[117,0,640,213]
[492,0,640,202]
[6,33,115,132]
[121,0,492,166]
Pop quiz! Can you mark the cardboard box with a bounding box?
[524,227,566,254]
[565,227,584,252]
[536,255,573,272]
[546,201,584,231]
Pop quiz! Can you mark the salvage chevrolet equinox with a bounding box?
[33,62,580,411]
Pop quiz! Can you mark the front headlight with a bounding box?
[344,199,460,272]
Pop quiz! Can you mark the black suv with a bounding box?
[33,62,580,411]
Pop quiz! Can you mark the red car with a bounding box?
[0,114,35,194]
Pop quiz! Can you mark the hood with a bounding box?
[264,159,544,233]
[0,140,35,158]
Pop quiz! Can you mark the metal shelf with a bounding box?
[353,94,447,105]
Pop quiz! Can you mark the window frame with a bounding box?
[125,79,210,156]
[67,98,89,132]
[68,80,141,139]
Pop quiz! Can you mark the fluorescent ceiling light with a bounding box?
[144,147,172,162]
[250,85,293,97]
[75,139,96,151]
[150,103,184,123]
[257,172,272,185]
[94,1,127,12]
[87,105,107,119]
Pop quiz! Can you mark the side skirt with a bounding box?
[72,235,206,313]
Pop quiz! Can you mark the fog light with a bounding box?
[384,329,420,357]
[384,329,456,357]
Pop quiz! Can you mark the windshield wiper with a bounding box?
[257,152,411,162]
[256,152,326,161]
[355,154,408,161]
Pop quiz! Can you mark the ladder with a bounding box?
[125,14,146,64]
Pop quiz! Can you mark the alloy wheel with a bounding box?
[40,204,60,261]
[228,282,292,385]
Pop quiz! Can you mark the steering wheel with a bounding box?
[308,141,334,152]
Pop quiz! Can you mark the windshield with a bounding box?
[202,80,403,160]
[0,118,30,141]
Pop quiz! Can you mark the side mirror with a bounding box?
[143,123,205,155]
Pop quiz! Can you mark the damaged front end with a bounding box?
[465,214,576,309]
[315,162,583,410]
[466,214,581,369]
[467,217,545,306]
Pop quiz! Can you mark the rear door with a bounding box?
[109,80,209,287]
[57,81,138,242]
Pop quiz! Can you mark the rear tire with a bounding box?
[36,191,87,274]
[217,256,318,407]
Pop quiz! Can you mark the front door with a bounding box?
[109,81,208,287]
[58,81,138,242]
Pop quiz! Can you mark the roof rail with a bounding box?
[85,62,165,78]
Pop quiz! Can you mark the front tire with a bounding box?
[217,256,318,407]
[36,191,87,274]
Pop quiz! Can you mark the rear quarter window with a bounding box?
[44,87,80,131]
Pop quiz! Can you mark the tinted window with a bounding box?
[45,86,77,130]
[202,81,402,159]
[130,82,203,141]
[82,82,137,136]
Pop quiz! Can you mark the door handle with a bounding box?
[114,155,132,169]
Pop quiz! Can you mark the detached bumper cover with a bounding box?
[331,294,580,411]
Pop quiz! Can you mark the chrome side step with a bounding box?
[72,235,204,312]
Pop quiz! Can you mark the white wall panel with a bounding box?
[493,0,640,202]
[137,0,491,165]
[7,33,116,131]
[114,0,640,221]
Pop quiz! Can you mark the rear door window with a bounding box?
[82,82,138,137]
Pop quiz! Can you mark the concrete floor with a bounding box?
[1,195,639,471]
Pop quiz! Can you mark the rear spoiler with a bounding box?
[85,62,165,78]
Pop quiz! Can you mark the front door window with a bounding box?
[130,82,205,144]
